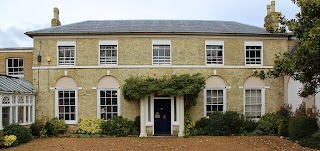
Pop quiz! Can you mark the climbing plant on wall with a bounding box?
[122,73,205,108]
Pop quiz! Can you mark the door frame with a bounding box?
[147,95,178,136]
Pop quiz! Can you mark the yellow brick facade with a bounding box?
[32,36,292,122]
[0,51,33,83]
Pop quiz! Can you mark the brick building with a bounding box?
[24,1,299,136]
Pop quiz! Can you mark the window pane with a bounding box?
[206,105,211,112]
[2,107,10,126]
[18,106,24,123]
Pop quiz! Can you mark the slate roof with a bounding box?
[0,75,34,94]
[25,20,291,37]
[0,47,33,52]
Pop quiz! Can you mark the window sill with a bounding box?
[245,64,263,67]
[7,75,24,78]
[205,64,224,66]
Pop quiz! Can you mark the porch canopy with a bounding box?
[0,75,35,129]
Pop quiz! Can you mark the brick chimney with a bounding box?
[51,7,61,27]
[264,0,280,32]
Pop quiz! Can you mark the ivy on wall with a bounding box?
[122,73,205,108]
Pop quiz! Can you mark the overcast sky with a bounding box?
[0,0,299,48]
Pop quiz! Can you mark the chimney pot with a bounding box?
[267,5,271,15]
[271,0,276,12]
[53,7,59,20]
[51,7,61,27]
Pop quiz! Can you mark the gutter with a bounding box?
[25,31,293,38]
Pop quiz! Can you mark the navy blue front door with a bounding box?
[154,99,171,135]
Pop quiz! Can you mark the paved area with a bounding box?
[3,136,316,151]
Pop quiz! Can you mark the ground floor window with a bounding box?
[0,95,35,129]
[244,89,262,118]
[56,90,77,124]
[205,89,224,115]
[98,89,119,120]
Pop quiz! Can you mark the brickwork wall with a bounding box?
[32,36,289,122]
[0,52,33,82]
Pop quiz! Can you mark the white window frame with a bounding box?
[204,86,227,116]
[205,41,224,66]
[0,94,35,130]
[98,40,118,65]
[6,58,24,78]
[241,86,266,120]
[152,40,172,65]
[244,41,263,66]
[96,88,120,120]
[55,89,78,124]
[57,41,76,66]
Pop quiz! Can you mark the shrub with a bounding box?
[77,118,103,134]
[44,118,67,136]
[101,116,135,137]
[257,113,290,136]
[223,111,245,134]
[257,113,279,135]
[243,120,257,133]
[288,116,319,141]
[3,124,32,145]
[276,104,292,118]
[3,135,17,147]
[191,111,244,136]
[298,131,320,149]
[294,102,307,117]
[30,123,41,137]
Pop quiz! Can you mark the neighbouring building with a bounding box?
[0,47,33,83]
[23,1,300,136]
[0,47,35,130]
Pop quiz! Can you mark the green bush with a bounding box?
[101,116,135,137]
[257,113,279,135]
[191,111,244,136]
[257,113,290,136]
[77,118,103,134]
[44,118,67,136]
[288,116,318,141]
[3,124,32,145]
[298,131,320,149]
[30,123,41,137]
[243,120,257,133]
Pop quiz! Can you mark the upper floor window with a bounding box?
[245,41,263,65]
[99,40,118,65]
[205,41,224,65]
[152,40,171,65]
[6,58,24,77]
[57,41,76,66]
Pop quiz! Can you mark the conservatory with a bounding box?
[0,75,35,129]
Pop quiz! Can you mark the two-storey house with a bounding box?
[25,2,296,136]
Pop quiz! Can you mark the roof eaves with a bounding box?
[25,31,292,38]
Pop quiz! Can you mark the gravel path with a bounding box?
[3,136,316,151]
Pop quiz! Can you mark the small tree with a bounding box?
[256,0,320,97]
